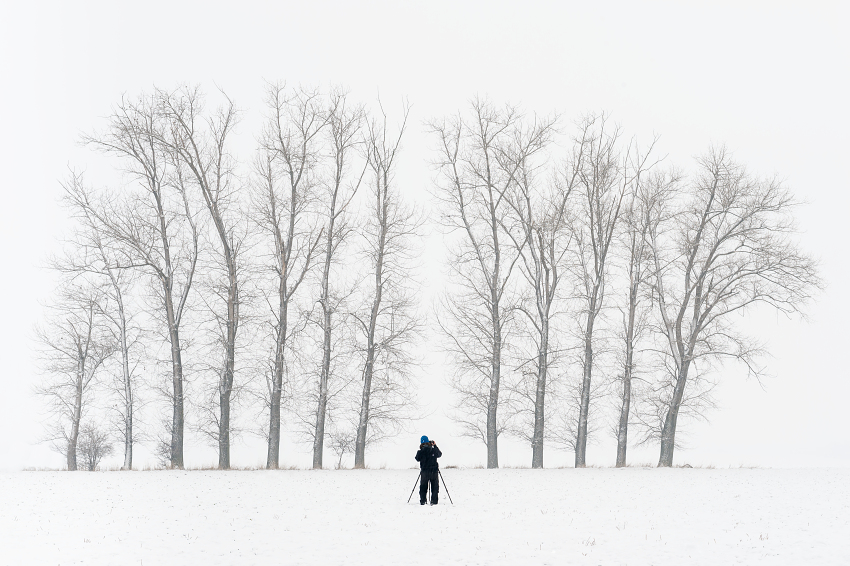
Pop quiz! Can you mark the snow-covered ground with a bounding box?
[1,468,848,565]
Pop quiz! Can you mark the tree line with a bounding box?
[36,85,820,471]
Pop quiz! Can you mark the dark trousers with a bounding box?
[419,469,439,504]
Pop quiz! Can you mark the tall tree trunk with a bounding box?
[313,222,335,469]
[487,298,501,469]
[117,288,133,470]
[354,175,388,469]
[575,295,597,467]
[103,263,134,471]
[486,183,503,470]
[164,289,184,469]
[354,283,382,467]
[266,171,296,470]
[67,371,84,471]
[313,304,331,469]
[156,189,186,470]
[353,343,375,468]
[267,287,288,469]
[531,320,548,468]
[616,282,638,468]
[615,370,631,468]
[354,242,385,468]
[123,401,133,470]
[615,358,632,468]
[658,361,690,467]
[218,260,238,470]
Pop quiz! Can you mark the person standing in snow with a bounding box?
[415,435,442,505]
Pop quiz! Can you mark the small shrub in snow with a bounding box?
[76,424,114,471]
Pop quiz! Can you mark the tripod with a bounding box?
[407,469,454,505]
[438,469,454,504]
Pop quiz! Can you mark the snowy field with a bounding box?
[1,468,848,565]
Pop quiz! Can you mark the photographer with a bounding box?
[414,435,442,505]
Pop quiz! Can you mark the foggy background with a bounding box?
[1,0,847,470]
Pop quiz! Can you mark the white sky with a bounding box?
[1,0,847,470]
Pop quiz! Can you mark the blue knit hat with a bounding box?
[421,435,429,443]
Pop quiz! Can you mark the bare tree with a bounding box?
[312,90,366,469]
[431,99,551,468]
[352,101,421,468]
[84,94,199,469]
[568,114,654,467]
[60,173,144,470]
[254,84,326,469]
[157,86,244,469]
[501,117,568,468]
[98,258,140,471]
[648,147,820,467]
[77,423,115,471]
[568,115,623,467]
[327,426,356,469]
[613,168,672,467]
[36,282,114,471]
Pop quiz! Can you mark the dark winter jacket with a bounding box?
[415,443,442,469]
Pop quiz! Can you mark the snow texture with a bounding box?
[1,468,848,565]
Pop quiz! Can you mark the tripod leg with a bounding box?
[407,471,422,503]
[438,469,454,504]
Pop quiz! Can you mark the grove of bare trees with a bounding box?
[37,85,819,470]
[253,84,325,470]
[432,104,818,469]
[81,93,201,469]
[431,100,556,469]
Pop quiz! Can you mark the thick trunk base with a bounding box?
[531,445,543,469]
[486,439,499,469]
